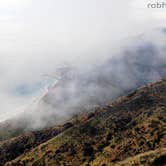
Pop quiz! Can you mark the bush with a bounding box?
[83,143,94,156]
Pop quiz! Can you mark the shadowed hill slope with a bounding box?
[4,78,166,166]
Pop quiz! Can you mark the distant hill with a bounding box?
[1,78,165,166]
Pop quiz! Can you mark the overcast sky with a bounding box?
[0,0,166,120]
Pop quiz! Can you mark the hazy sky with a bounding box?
[0,0,166,120]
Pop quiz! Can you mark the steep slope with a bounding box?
[5,78,166,166]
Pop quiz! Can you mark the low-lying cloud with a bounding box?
[0,0,166,127]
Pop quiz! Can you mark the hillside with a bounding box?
[0,122,73,165]
[2,78,165,166]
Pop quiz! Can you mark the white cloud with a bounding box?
[0,0,30,8]
[0,0,166,120]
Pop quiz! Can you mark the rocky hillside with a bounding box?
[0,78,165,166]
